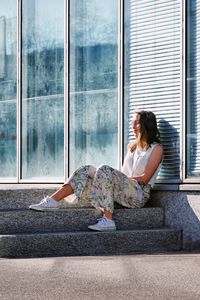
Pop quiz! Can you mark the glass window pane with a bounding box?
[0,0,17,178]
[186,0,200,178]
[69,0,118,173]
[22,0,64,180]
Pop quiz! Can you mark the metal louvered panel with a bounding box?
[127,0,181,181]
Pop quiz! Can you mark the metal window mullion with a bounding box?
[17,0,22,182]
[118,0,124,170]
[64,0,69,181]
[182,0,186,182]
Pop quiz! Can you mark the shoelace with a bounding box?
[41,197,50,205]
[98,217,108,225]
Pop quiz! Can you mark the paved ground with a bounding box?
[0,252,200,300]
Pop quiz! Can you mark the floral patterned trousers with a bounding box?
[65,165,150,213]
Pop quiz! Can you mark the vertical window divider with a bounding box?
[184,0,200,183]
[64,0,69,181]
[118,0,124,170]
[17,0,22,182]
[182,0,186,182]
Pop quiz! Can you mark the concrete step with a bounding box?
[0,228,182,258]
[0,184,100,209]
[0,207,164,234]
[0,185,62,210]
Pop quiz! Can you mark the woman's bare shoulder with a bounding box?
[150,143,164,161]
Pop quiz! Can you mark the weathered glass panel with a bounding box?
[0,0,17,179]
[69,0,118,173]
[22,0,64,179]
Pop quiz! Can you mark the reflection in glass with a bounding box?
[187,0,200,177]
[0,1,17,178]
[22,0,64,179]
[69,0,118,173]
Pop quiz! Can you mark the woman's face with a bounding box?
[132,113,140,137]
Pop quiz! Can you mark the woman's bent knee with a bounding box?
[88,165,97,178]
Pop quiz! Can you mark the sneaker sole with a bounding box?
[88,226,116,232]
[29,207,60,212]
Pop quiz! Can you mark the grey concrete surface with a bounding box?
[0,253,200,300]
[0,184,91,210]
[0,207,164,234]
[151,190,200,250]
[0,229,182,258]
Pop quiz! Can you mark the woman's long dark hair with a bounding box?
[129,110,160,152]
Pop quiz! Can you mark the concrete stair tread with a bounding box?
[0,228,182,258]
[1,227,180,236]
[0,186,81,209]
[0,207,164,234]
[0,207,162,212]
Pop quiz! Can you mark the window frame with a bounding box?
[183,0,200,183]
[15,0,122,183]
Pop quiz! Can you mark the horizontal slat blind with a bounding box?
[128,0,181,182]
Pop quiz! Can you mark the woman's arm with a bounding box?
[131,144,163,186]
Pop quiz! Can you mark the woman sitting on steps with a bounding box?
[29,110,163,232]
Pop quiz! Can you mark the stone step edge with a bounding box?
[0,228,182,258]
[0,207,163,212]
[0,228,180,237]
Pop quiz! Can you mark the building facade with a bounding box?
[1,0,196,185]
[0,0,200,248]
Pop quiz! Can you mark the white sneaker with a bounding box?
[88,216,116,231]
[29,196,60,211]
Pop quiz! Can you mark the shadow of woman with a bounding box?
[158,118,180,182]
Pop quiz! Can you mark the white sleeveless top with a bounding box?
[122,143,161,188]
